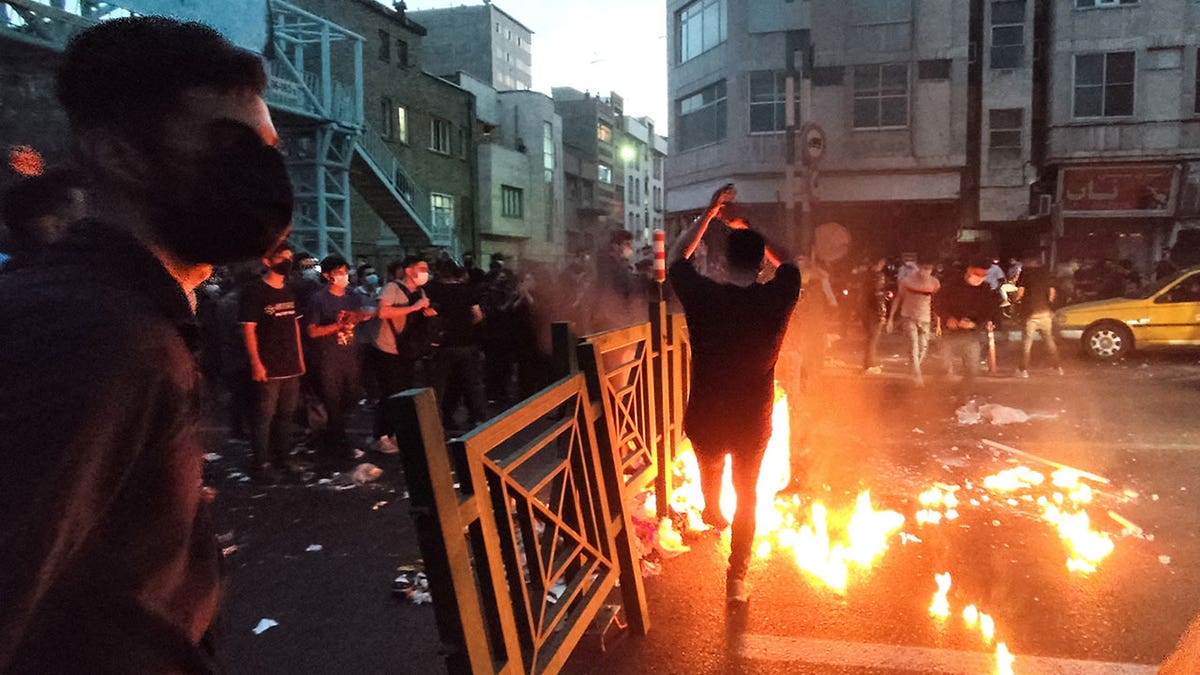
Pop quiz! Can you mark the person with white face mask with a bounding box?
[369,255,437,454]
[305,255,372,460]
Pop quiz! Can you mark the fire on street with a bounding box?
[562,341,1200,675]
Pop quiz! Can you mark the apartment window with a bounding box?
[543,121,555,183]
[430,118,453,154]
[676,80,727,151]
[396,105,408,144]
[598,163,613,184]
[458,128,468,159]
[397,40,409,67]
[749,71,799,133]
[597,122,612,143]
[853,63,909,129]
[1074,52,1134,117]
[627,175,635,200]
[653,156,663,180]
[851,0,911,52]
[1195,49,1200,114]
[1075,0,1137,7]
[430,193,455,234]
[678,0,727,63]
[501,185,523,218]
[381,97,394,138]
[988,109,1023,162]
[990,0,1024,69]
[378,30,390,62]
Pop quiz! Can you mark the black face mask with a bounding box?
[270,259,293,275]
[147,119,294,265]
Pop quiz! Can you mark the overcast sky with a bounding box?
[404,0,670,133]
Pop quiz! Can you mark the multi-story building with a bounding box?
[292,0,477,265]
[1040,0,1200,271]
[665,0,974,257]
[620,116,668,247]
[554,87,626,254]
[665,0,1200,273]
[408,3,533,91]
[453,72,566,268]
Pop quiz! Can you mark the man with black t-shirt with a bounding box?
[428,260,487,431]
[934,261,1002,392]
[667,184,800,605]
[239,242,306,481]
[1015,255,1063,378]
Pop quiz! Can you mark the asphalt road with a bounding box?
[207,334,1200,674]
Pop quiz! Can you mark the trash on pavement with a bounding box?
[655,517,690,558]
[252,618,278,635]
[372,500,388,510]
[204,452,222,462]
[351,463,383,484]
[393,564,431,604]
[957,401,1034,425]
[305,544,323,552]
[221,545,239,557]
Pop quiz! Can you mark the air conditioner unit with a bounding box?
[1032,193,1052,218]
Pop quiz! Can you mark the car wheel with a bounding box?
[1082,322,1132,361]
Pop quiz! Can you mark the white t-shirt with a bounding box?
[896,271,941,321]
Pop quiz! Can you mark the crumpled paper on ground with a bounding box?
[252,618,278,635]
[957,401,1032,425]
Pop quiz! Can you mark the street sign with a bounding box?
[800,123,827,166]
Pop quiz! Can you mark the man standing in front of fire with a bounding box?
[667,184,801,604]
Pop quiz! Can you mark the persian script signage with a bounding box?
[1058,164,1179,217]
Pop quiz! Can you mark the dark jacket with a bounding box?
[0,222,221,673]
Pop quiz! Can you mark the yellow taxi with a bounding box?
[1055,267,1200,360]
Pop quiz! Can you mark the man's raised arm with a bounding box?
[668,183,736,266]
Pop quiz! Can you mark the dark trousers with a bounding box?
[696,443,767,581]
[432,345,488,429]
[862,319,885,369]
[369,346,416,438]
[484,342,516,404]
[314,353,360,455]
[251,376,301,467]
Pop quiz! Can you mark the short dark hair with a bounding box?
[1,169,82,249]
[268,240,292,257]
[321,255,349,273]
[609,229,633,247]
[57,17,266,145]
[727,229,765,272]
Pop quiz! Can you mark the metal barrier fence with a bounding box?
[390,300,691,674]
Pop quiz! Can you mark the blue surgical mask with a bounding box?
[365,273,379,286]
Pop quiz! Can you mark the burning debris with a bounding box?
[641,379,1158,673]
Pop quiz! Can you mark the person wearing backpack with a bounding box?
[368,255,436,454]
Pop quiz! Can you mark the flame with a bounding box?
[963,604,978,628]
[995,642,1014,675]
[929,572,951,619]
[980,464,1114,574]
[8,145,43,177]
[979,612,996,644]
[669,384,903,594]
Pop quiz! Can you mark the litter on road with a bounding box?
[252,618,278,635]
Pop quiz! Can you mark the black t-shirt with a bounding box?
[428,281,481,347]
[1017,267,1055,315]
[935,276,1001,333]
[238,279,303,378]
[669,259,801,454]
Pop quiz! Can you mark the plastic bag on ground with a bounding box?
[351,462,383,484]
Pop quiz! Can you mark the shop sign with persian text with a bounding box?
[1058,165,1179,217]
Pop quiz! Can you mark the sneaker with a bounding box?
[374,435,400,455]
[865,366,883,375]
[726,577,751,604]
[1017,370,1029,379]
[1055,366,1065,376]
[701,508,730,532]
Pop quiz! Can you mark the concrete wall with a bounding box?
[409,4,532,90]
[1047,0,1200,162]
